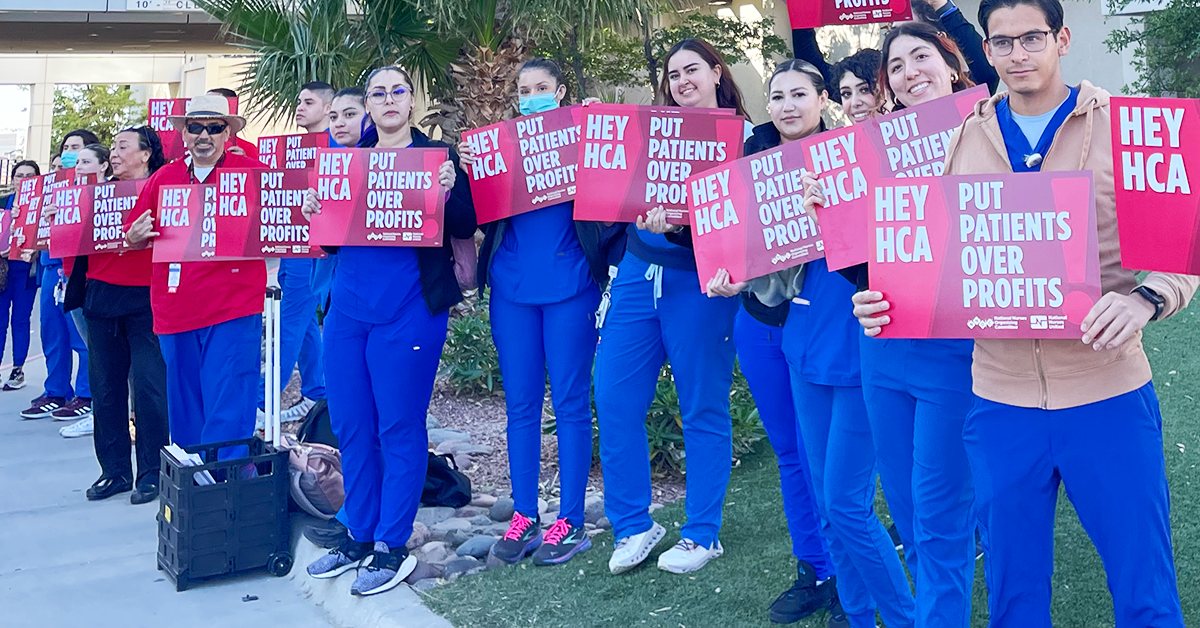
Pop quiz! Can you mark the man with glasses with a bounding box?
[943,0,1193,625]
[124,95,267,460]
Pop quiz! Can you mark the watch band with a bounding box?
[1134,286,1165,321]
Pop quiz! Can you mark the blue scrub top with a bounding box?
[331,246,421,325]
[782,258,862,387]
[489,202,590,305]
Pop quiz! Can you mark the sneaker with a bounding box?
[3,368,25,390]
[281,396,316,423]
[351,543,417,597]
[888,522,903,551]
[53,397,93,421]
[608,521,666,575]
[20,395,66,419]
[657,538,724,574]
[304,518,350,549]
[532,519,592,566]
[976,530,985,561]
[307,537,374,579]
[489,512,542,564]
[769,560,832,624]
[826,595,849,628]
[59,415,93,438]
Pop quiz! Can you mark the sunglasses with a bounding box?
[185,121,229,135]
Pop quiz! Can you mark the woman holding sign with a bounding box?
[594,39,747,576]
[808,23,983,627]
[0,161,41,393]
[300,65,477,598]
[457,58,614,567]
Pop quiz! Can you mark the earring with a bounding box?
[952,73,960,82]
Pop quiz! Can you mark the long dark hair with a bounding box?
[880,21,974,107]
[518,58,571,104]
[117,125,167,175]
[658,39,749,118]
[81,143,114,179]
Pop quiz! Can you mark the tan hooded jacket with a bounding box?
[943,81,1197,409]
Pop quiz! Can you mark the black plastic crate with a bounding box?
[156,436,293,591]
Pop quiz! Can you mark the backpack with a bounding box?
[297,399,338,448]
[282,434,344,520]
[422,452,472,508]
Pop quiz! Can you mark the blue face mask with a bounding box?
[519,93,559,116]
[60,151,78,168]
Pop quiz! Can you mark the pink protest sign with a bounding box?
[867,172,1101,338]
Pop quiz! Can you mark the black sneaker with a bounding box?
[304,518,350,549]
[307,536,374,579]
[826,593,849,628]
[86,475,132,501]
[3,367,25,391]
[20,395,66,419]
[769,560,831,624]
[489,512,541,564]
[888,522,903,551]
[350,543,417,597]
[532,519,592,566]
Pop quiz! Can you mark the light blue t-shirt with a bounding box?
[1011,93,1072,149]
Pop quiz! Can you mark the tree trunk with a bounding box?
[569,28,588,100]
[642,17,658,94]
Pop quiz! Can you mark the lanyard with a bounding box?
[995,86,1078,173]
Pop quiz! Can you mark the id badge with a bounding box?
[167,263,181,294]
[53,279,65,306]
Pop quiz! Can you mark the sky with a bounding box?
[0,85,31,133]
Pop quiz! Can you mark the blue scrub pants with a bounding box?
[326,303,448,548]
[0,259,36,368]
[595,254,738,548]
[733,306,834,578]
[860,337,976,628]
[491,286,600,526]
[964,383,1183,628]
[259,258,326,406]
[40,264,89,399]
[158,313,260,460]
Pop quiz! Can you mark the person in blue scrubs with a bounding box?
[0,161,41,393]
[596,38,745,577]
[458,58,617,567]
[814,22,990,628]
[302,66,476,598]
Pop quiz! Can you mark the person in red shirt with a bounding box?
[123,95,267,460]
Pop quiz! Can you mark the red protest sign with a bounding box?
[36,170,99,250]
[308,148,448,247]
[8,169,98,256]
[148,97,240,163]
[1110,96,1199,274]
[867,172,1101,338]
[49,179,148,258]
[787,0,912,28]
[462,105,583,224]
[574,104,746,224]
[214,169,324,258]
[804,86,987,271]
[687,140,823,287]
[256,133,335,169]
[6,176,39,255]
[152,184,248,262]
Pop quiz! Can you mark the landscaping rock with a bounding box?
[541,511,559,525]
[425,415,441,430]
[476,523,511,537]
[538,498,549,514]
[649,503,664,514]
[468,515,493,527]
[546,498,560,513]
[420,541,454,565]
[431,518,472,535]
[444,556,483,579]
[453,454,475,471]
[405,559,443,583]
[597,517,612,530]
[584,495,606,524]
[454,506,486,519]
[490,497,515,522]
[584,523,597,531]
[411,578,440,593]
[436,441,495,456]
[445,529,472,548]
[406,522,430,550]
[415,506,456,528]
[470,494,498,508]
[427,428,470,445]
[456,535,498,559]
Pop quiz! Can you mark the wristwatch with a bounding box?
[1133,285,1165,321]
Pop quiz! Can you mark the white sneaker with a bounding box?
[59,415,94,439]
[657,538,724,574]
[608,522,666,575]
[280,396,316,423]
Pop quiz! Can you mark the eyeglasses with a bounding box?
[367,87,409,105]
[986,30,1055,57]
[185,121,229,135]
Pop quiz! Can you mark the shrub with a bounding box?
[439,294,504,395]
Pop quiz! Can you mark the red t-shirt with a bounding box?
[96,153,267,335]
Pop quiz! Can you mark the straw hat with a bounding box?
[168,94,247,134]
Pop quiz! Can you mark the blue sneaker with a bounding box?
[489,512,542,564]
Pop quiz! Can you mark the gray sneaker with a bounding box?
[350,542,417,597]
[307,537,374,579]
[3,368,25,391]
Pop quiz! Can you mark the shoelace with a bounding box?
[503,513,534,541]
[673,539,701,552]
[542,519,572,545]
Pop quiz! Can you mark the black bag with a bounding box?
[422,453,471,508]
[297,399,339,448]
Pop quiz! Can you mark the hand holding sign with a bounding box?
[852,290,890,337]
[1079,291,1156,351]
[127,210,159,247]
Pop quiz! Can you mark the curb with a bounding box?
[288,517,453,628]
